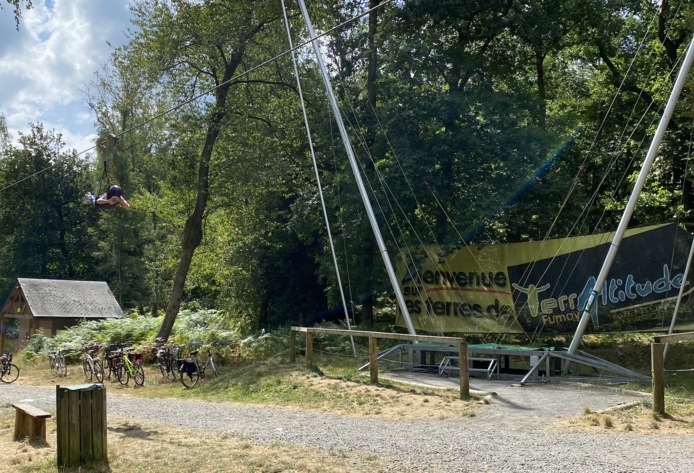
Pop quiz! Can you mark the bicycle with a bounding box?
[156,343,179,380]
[104,345,124,381]
[83,345,104,382]
[49,349,67,376]
[0,353,19,383]
[114,347,145,387]
[179,346,218,388]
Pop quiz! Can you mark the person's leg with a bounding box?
[82,193,97,206]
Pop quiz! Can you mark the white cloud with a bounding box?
[0,0,133,153]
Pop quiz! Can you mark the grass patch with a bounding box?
[563,400,694,434]
[16,354,476,420]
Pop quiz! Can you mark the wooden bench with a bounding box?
[12,403,51,441]
[438,356,499,379]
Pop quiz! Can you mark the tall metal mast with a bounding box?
[568,35,694,355]
[297,0,417,335]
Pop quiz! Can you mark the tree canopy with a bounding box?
[2,0,694,338]
[2,0,31,29]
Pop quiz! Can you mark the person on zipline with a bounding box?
[82,185,130,209]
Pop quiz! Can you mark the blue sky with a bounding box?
[0,1,133,155]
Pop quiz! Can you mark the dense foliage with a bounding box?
[2,0,694,337]
[22,307,283,364]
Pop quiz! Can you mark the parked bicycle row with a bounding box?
[45,341,220,388]
[154,340,219,388]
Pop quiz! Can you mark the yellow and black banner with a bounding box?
[396,224,694,335]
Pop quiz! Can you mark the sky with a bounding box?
[0,0,134,155]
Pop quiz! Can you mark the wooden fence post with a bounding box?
[57,383,107,467]
[289,330,296,363]
[369,336,378,384]
[458,341,469,400]
[651,341,665,415]
[305,332,313,369]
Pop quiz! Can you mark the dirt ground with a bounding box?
[379,370,694,434]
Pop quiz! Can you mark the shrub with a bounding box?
[21,308,288,365]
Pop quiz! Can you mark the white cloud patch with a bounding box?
[0,0,132,152]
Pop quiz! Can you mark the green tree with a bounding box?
[2,0,31,29]
[108,0,301,339]
[79,0,694,337]
[0,115,10,152]
[0,125,98,292]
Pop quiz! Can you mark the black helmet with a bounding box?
[107,185,123,198]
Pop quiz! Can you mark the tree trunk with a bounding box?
[362,297,374,328]
[156,210,205,340]
[156,56,240,340]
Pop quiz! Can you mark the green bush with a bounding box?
[22,308,289,365]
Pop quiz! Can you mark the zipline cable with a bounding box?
[513,10,687,344]
[0,0,395,194]
[281,0,356,356]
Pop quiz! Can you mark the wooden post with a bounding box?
[92,384,107,460]
[651,341,665,415]
[289,330,296,363]
[57,383,107,467]
[67,389,80,464]
[369,336,378,384]
[56,385,68,466]
[305,332,313,369]
[458,341,469,400]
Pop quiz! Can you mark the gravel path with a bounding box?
[0,378,691,473]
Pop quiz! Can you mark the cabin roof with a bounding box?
[5,278,124,319]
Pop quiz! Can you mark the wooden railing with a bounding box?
[289,327,469,400]
[651,331,694,414]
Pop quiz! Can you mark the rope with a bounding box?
[520,15,688,344]
[281,0,356,356]
[362,97,494,333]
[0,0,396,194]
[330,71,482,335]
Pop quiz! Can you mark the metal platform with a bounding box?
[360,342,650,385]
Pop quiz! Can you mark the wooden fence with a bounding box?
[651,331,694,415]
[289,327,469,400]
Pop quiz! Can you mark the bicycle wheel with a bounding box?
[160,360,174,379]
[180,365,199,388]
[113,359,123,382]
[118,363,130,385]
[93,358,104,382]
[58,356,67,376]
[133,364,145,386]
[50,356,58,375]
[83,359,93,381]
[168,359,179,380]
[1,363,20,383]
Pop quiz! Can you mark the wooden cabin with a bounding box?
[0,278,124,351]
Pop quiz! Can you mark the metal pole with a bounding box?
[664,234,694,360]
[568,35,694,355]
[297,0,417,335]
